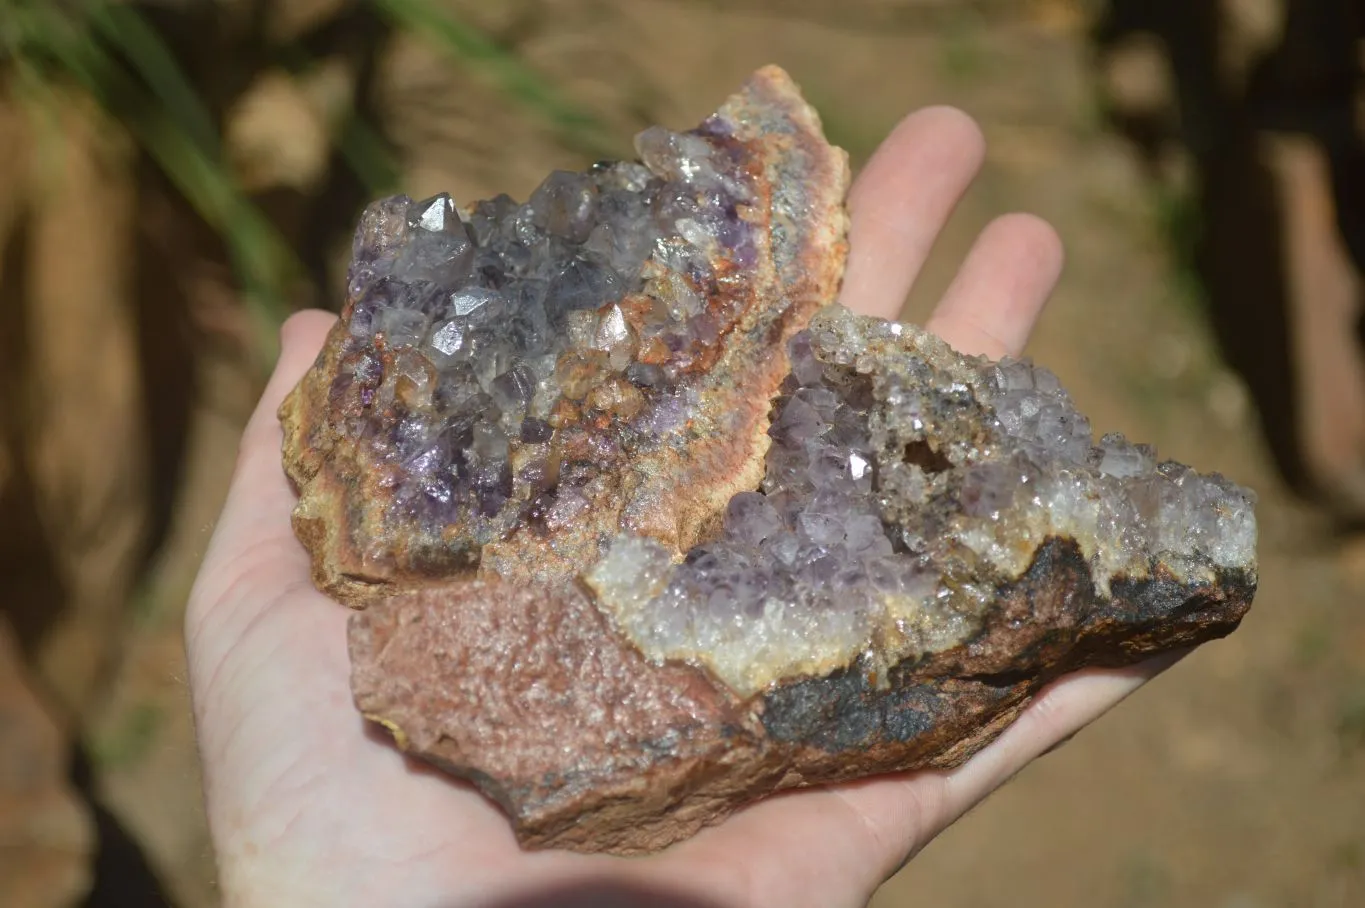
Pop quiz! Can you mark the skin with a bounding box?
[187,106,1173,908]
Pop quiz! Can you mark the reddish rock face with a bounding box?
[350,541,1252,854]
[349,581,757,855]
[286,66,1257,855]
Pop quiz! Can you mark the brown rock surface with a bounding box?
[351,539,1252,854]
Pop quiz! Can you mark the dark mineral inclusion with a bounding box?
[282,66,1257,855]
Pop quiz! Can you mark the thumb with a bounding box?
[240,310,340,460]
[186,310,337,641]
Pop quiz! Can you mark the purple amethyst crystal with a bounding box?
[334,122,762,551]
[587,306,1258,696]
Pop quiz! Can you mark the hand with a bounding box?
[187,107,1166,908]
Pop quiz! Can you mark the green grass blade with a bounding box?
[89,4,220,158]
[16,4,299,362]
[336,113,402,193]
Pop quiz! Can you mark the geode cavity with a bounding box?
[281,66,1256,855]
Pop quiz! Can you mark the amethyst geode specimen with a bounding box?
[283,66,846,598]
[587,306,1256,699]
[281,67,1256,855]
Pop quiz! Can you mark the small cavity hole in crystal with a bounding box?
[903,441,951,474]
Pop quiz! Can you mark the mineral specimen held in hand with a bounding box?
[284,67,1257,855]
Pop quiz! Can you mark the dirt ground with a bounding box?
[9,2,1365,906]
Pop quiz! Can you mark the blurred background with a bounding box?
[1,0,1363,905]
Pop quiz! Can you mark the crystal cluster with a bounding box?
[327,122,760,558]
[589,305,1258,696]
[304,68,1257,857]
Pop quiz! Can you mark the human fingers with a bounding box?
[210,308,335,542]
[672,656,1181,908]
[936,654,1183,825]
[839,106,986,320]
[186,311,336,650]
[657,772,946,908]
[736,215,1073,885]
[654,213,1066,900]
[238,310,339,468]
[832,656,1185,891]
[925,212,1063,359]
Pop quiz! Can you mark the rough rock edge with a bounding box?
[350,536,1254,855]
[278,65,850,605]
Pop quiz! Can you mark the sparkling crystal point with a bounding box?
[409,193,459,233]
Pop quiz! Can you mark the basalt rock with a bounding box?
[283,67,1257,855]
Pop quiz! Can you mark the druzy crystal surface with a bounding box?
[339,139,750,549]
[587,306,1258,695]
[284,67,850,597]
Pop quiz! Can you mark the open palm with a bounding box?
[187,107,1167,908]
